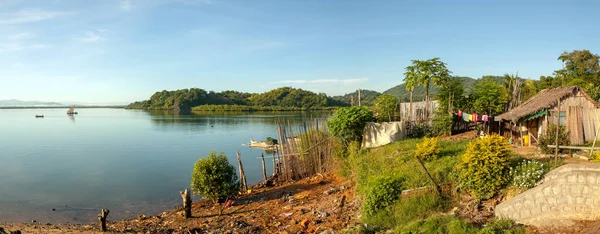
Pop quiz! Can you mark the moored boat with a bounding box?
[67,105,78,115]
[35,115,44,118]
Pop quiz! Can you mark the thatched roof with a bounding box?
[498,86,600,123]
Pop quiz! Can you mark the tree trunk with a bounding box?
[409,91,413,122]
[180,189,192,218]
[425,84,430,119]
[98,209,109,232]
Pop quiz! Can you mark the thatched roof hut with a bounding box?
[497,86,600,145]
[498,86,600,123]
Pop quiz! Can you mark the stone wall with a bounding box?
[495,163,600,227]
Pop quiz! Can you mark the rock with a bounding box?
[339,185,347,191]
[280,212,293,217]
[317,211,329,217]
[138,214,148,220]
[290,219,297,225]
[301,208,311,214]
[314,220,323,224]
[31,220,36,223]
[324,188,337,195]
[52,208,56,211]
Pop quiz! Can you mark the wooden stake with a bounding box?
[237,151,248,191]
[358,89,361,107]
[180,189,192,218]
[416,155,441,195]
[98,209,109,232]
[555,99,561,167]
[261,152,267,182]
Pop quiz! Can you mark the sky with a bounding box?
[0,0,598,104]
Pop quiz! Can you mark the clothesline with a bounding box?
[455,109,496,123]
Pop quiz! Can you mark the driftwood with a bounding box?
[180,189,192,218]
[98,209,109,232]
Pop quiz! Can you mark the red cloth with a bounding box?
[483,115,488,122]
[458,110,462,117]
[472,113,478,122]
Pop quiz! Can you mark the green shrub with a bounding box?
[509,160,547,189]
[431,111,453,137]
[478,219,527,234]
[327,106,374,143]
[362,175,405,218]
[457,134,511,199]
[191,151,239,203]
[539,124,570,154]
[407,123,431,138]
[397,214,477,234]
[373,94,399,122]
[415,137,440,161]
[265,137,278,145]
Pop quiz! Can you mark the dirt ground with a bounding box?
[0,173,360,234]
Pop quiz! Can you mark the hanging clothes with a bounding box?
[483,115,488,122]
[477,114,483,122]
[458,110,462,117]
[468,114,473,121]
[463,113,470,122]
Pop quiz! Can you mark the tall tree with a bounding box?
[555,50,600,100]
[404,57,451,118]
[437,76,464,113]
[472,77,509,116]
[503,73,521,110]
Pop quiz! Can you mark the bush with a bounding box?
[509,160,547,189]
[415,137,440,161]
[407,123,431,138]
[265,137,278,145]
[373,94,399,122]
[397,214,476,234]
[539,124,570,154]
[592,152,600,163]
[431,111,453,137]
[457,134,511,199]
[478,219,527,234]
[191,151,239,203]
[327,106,374,143]
[362,175,405,218]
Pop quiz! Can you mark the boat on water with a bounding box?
[35,115,44,118]
[67,105,78,115]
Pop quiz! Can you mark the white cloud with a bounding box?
[0,9,66,25]
[81,31,105,43]
[8,32,36,40]
[120,0,132,11]
[0,43,47,52]
[271,78,368,85]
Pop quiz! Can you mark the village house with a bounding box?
[497,86,600,146]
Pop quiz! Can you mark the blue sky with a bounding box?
[0,0,598,103]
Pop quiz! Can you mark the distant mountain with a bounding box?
[0,99,63,106]
[331,89,382,106]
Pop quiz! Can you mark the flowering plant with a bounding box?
[509,160,547,189]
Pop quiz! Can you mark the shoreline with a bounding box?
[0,173,359,233]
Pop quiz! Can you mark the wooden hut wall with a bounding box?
[549,91,600,143]
[399,100,439,121]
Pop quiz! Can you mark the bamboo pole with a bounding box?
[415,155,441,195]
[98,209,109,232]
[237,151,248,191]
[277,122,289,181]
[180,189,192,218]
[261,152,267,182]
[555,99,561,167]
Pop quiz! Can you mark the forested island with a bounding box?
[125,87,348,111]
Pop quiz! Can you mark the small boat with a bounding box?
[35,115,44,118]
[67,105,78,115]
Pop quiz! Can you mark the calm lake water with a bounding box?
[0,108,328,223]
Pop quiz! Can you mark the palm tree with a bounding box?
[405,58,450,119]
[404,69,417,121]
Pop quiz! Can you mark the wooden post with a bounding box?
[415,155,441,195]
[237,151,248,192]
[590,109,600,158]
[180,189,192,218]
[358,89,361,107]
[555,99,561,167]
[98,209,109,232]
[350,96,354,106]
[277,123,289,181]
[261,152,267,182]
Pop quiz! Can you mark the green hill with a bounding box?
[331,89,382,106]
